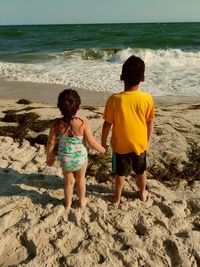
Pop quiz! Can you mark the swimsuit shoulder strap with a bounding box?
[65,120,76,137]
[62,117,85,137]
[74,116,83,123]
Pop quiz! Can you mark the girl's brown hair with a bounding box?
[57,89,81,122]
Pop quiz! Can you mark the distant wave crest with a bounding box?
[49,47,200,67]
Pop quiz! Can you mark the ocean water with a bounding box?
[0,23,200,96]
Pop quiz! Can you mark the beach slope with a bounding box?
[0,99,200,267]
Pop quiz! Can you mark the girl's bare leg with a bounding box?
[63,170,75,209]
[114,175,125,207]
[136,171,148,201]
[75,161,88,209]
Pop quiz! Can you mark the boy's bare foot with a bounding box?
[112,195,120,208]
[139,190,149,202]
[113,201,120,209]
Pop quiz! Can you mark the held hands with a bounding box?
[46,154,55,166]
[102,144,109,154]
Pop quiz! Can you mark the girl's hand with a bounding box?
[46,155,55,166]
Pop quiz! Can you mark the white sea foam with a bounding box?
[0,48,200,96]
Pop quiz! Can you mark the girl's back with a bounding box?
[56,117,85,137]
[56,117,87,172]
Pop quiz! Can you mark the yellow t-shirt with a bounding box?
[103,90,155,155]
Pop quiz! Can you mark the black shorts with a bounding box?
[114,151,146,176]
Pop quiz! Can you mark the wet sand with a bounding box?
[0,78,110,106]
[1,77,200,107]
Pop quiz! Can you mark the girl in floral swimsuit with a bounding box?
[46,89,105,210]
[57,117,88,172]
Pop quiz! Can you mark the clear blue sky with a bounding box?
[0,0,200,25]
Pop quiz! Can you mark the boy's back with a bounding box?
[103,90,154,155]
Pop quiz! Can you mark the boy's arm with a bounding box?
[46,121,57,166]
[101,120,112,150]
[146,118,154,144]
[146,96,155,145]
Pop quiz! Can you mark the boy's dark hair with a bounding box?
[121,55,145,87]
[57,89,81,122]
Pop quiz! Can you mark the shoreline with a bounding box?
[1,77,200,107]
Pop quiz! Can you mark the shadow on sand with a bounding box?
[0,167,126,208]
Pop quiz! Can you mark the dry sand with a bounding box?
[0,83,200,266]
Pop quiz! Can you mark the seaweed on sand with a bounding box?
[148,141,200,185]
[82,105,103,119]
[82,106,97,112]
[2,111,40,124]
[27,134,48,146]
[87,153,113,183]
[0,109,51,144]
[87,114,102,119]
[188,104,200,110]
[16,99,32,105]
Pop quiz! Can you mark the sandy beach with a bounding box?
[0,80,200,267]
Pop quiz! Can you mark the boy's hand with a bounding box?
[102,144,109,153]
[46,155,55,166]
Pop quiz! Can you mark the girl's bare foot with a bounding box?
[62,200,71,218]
[63,199,72,210]
[65,205,71,210]
[63,206,71,217]
[79,197,88,213]
[139,190,149,202]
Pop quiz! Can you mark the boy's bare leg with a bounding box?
[75,161,88,209]
[114,175,125,207]
[136,171,148,201]
[63,170,75,209]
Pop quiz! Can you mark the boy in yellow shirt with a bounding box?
[102,55,154,206]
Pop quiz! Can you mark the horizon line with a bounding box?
[0,21,200,26]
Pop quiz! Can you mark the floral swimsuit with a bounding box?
[57,119,88,172]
